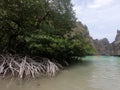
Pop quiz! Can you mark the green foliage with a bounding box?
[0,0,93,64]
[26,33,92,64]
[0,0,76,52]
[0,0,50,52]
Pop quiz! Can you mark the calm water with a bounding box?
[0,56,120,90]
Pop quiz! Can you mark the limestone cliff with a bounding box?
[111,30,120,55]
[93,30,120,56]
[71,22,120,56]
[115,30,120,41]
[93,38,112,55]
[72,22,95,48]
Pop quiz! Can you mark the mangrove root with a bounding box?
[0,54,62,79]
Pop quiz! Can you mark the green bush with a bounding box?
[25,33,93,64]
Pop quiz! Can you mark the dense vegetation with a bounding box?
[0,0,93,78]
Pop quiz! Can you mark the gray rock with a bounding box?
[92,30,120,56]
[73,22,120,56]
[111,30,120,55]
[115,30,120,41]
[93,38,112,55]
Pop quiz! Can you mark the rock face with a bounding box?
[72,22,93,41]
[93,38,112,55]
[71,22,95,54]
[72,22,120,56]
[93,30,120,56]
[115,30,120,41]
[73,22,95,47]
[111,30,120,55]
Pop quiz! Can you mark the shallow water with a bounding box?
[0,56,120,90]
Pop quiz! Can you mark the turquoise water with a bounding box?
[0,56,120,90]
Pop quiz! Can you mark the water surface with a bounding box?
[0,56,120,90]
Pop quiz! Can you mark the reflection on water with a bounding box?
[0,56,120,90]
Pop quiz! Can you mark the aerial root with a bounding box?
[0,54,62,79]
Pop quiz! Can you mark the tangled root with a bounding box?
[0,54,62,79]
